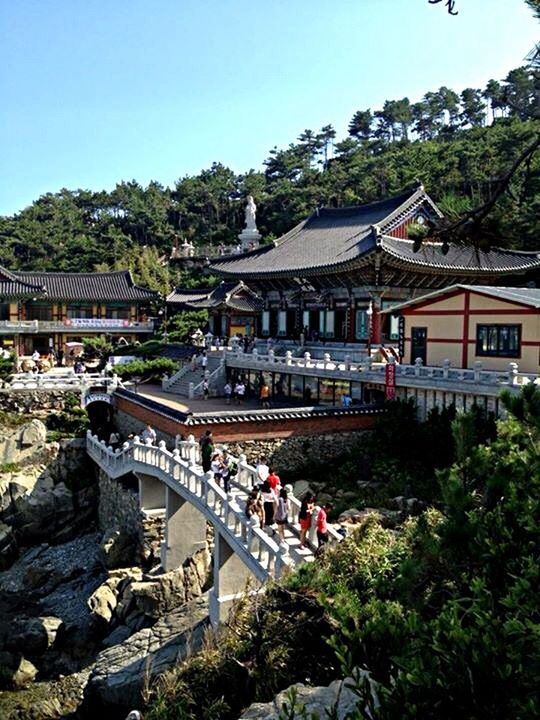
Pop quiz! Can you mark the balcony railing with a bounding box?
[0,319,154,334]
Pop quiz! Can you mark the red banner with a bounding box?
[385,362,396,400]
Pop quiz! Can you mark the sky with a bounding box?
[0,0,537,216]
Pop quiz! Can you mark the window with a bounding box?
[381,300,400,340]
[66,305,93,319]
[355,309,369,340]
[105,306,129,320]
[476,324,521,358]
[27,304,52,321]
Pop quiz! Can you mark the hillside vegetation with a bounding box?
[146,386,540,720]
[0,65,538,293]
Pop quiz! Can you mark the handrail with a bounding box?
[0,319,154,333]
[190,360,225,399]
[162,361,191,391]
[8,372,122,391]
[174,436,342,545]
[224,349,540,390]
[88,432,342,581]
[86,432,297,581]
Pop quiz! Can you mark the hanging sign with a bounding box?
[398,316,405,360]
[385,362,396,400]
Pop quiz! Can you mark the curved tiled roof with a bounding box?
[167,288,213,305]
[167,282,263,312]
[210,187,426,277]
[380,236,540,273]
[0,267,45,299]
[12,270,158,301]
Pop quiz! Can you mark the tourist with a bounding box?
[202,378,209,400]
[245,489,264,526]
[191,352,197,371]
[234,379,245,405]
[267,467,281,494]
[341,394,352,408]
[224,381,232,404]
[256,456,269,486]
[201,350,208,372]
[260,479,277,527]
[260,381,270,409]
[243,336,249,353]
[109,429,121,450]
[316,502,333,549]
[211,451,223,484]
[220,450,232,494]
[200,431,214,473]
[298,491,315,548]
[275,486,289,540]
[31,349,40,362]
[141,424,157,444]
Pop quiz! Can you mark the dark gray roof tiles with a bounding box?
[167,281,263,312]
[380,237,540,273]
[0,267,45,299]
[209,187,438,277]
[10,270,158,301]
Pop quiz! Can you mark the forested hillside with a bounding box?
[0,64,537,291]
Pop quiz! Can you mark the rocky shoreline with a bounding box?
[0,420,212,719]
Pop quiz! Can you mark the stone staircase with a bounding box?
[164,355,222,396]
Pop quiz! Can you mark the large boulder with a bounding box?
[85,595,210,711]
[1,616,63,657]
[240,673,378,720]
[100,528,137,570]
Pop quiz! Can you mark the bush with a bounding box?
[114,357,177,382]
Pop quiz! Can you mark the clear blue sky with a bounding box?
[1,0,537,216]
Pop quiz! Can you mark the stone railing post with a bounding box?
[303,351,311,367]
[344,354,351,371]
[508,362,519,385]
[473,360,482,383]
[414,357,423,377]
[188,382,194,399]
[269,349,275,363]
[252,348,258,362]
[285,351,292,366]
[442,359,450,380]
[323,353,331,369]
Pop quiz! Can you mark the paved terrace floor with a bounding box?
[132,383,327,415]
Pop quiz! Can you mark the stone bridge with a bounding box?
[86,432,340,625]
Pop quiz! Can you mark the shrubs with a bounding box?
[114,357,177,382]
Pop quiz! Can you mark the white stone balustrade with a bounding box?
[86,431,338,624]
[223,347,539,395]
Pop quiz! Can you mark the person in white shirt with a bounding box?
[256,457,270,486]
[31,350,40,362]
[141,424,157,444]
[234,381,245,405]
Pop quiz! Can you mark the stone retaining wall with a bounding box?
[224,431,368,473]
[98,470,165,568]
[0,389,78,413]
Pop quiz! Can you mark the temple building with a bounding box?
[167,281,263,338]
[186,185,540,344]
[0,267,158,355]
